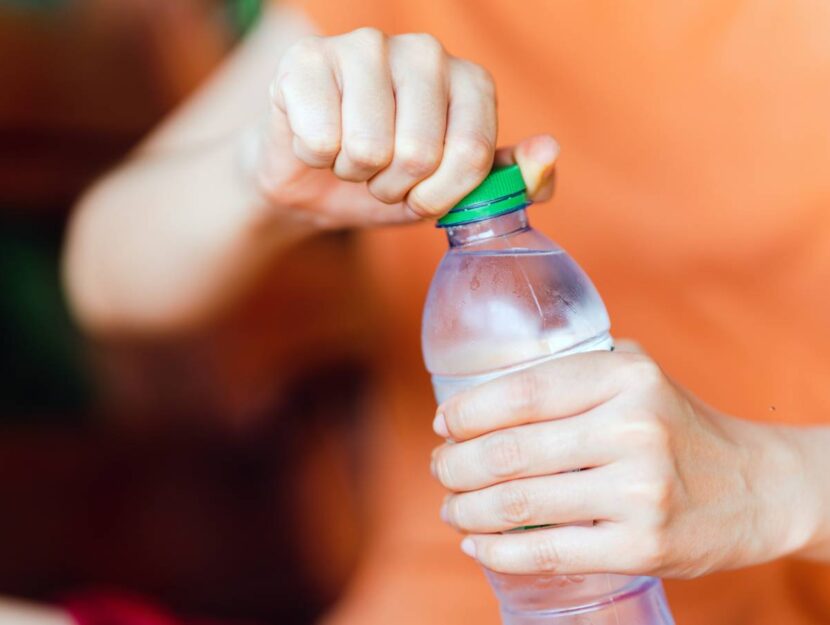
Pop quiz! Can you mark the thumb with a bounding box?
[613,338,647,355]
[494,134,560,202]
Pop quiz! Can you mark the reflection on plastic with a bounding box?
[422,207,675,624]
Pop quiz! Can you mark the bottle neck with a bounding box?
[445,207,530,248]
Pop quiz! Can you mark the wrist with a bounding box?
[784,427,830,561]
[724,416,823,563]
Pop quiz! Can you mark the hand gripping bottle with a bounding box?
[421,165,675,625]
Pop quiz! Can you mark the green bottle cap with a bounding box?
[437,164,528,227]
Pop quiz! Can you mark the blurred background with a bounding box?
[0,1,374,622]
[7,1,830,624]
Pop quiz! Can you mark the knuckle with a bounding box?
[394,33,446,68]
[344,137,393,170]
[269,73,286,104]
[346,26,386,53]
[621,354,665,390]
[481,540,512,573]
[497,483,533,526]
[395,138,442,178]
[454,58,496,93]
[283,35,326,64]
[446,496,469,529]
[406,187,443,217]
[366,181,401,204]
[620,411,669,450]
[530,536,561,573]
[476,538,508,572]
[638,531,669,572]
[433,449,458,490]
[512,369,545,414]
[483,431,527,478]
[652,477,674,514]
[270,71,296,103]
[444,400,473,438]
[628,475,673,515]
[400,32,444,54]
[452,132,495,175]
[302,135,341,160]
[470,62,496,94]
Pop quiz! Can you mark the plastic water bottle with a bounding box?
[421,165,675,624]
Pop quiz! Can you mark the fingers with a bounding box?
[461,523,633,575]
[271,36,341,168]
[442,468,617,533]
[513,135,559,201]
[331,28,395,181]
[436,351,629,442]
[405,58,497,217]
[494,134,560,201]
[266,30,563,229]
[272,30,498,216]
[272,29,396,180]
[432,411,617,491]
[367,34,448,203]
[614,338,646,354]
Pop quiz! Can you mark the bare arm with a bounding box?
[790,426,830,562]
[63,5,316,336]
[62,7,559,337]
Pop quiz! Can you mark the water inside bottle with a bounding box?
[431,334,612,404]
[423,222,675,624]
[425,248,613,402]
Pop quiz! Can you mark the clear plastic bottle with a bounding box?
[421,165,675,625]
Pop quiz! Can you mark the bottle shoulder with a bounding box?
[422,227,611,377]
[445,225,561,257]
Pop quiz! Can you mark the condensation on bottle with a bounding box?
[421,165,675,625]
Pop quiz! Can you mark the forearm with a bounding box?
[63,5,315,336]
[786,425,830,561]
[717,413,830,565]
[64,131,311,335]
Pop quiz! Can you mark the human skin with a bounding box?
[58,7,556,624]
[63,4,557,336]
[432,345,830,577]
[61,0,830,608]
[0,599,73,625]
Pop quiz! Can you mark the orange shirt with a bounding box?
[286,1,830,624]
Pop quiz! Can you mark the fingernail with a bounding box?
[432,412,449,438]
[440,500,449,523]
[460,537,477,559]
[533,134,560,163]
[516,134,559,167]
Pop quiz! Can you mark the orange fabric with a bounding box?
[284,1,830,624]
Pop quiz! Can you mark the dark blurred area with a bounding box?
[0,1,369,621]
